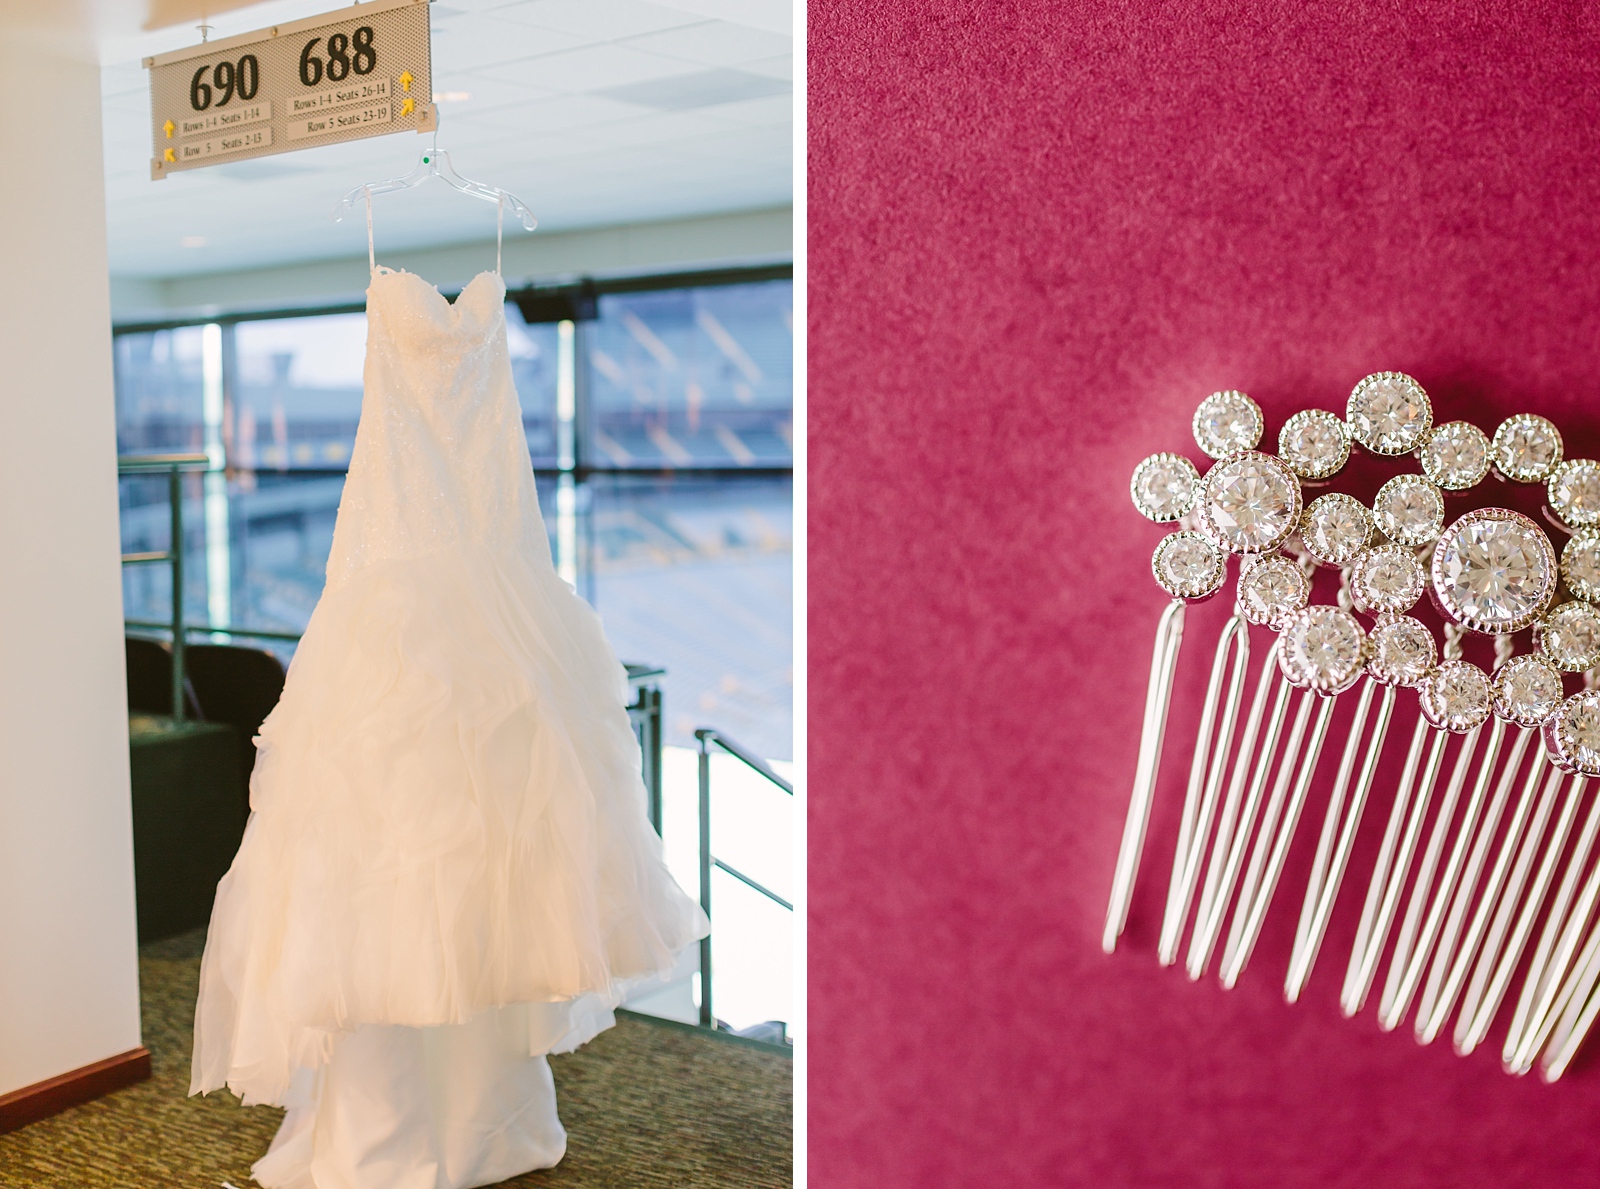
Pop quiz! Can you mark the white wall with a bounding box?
[0,9,143,1095]
[110,204,793,322]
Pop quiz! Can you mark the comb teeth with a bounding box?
[1111,378,1600,1079]
[1157,612,1250,966]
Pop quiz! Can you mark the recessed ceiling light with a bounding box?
[180,235,207,248]
[432,91,472,103]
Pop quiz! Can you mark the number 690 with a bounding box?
[190,55,259,110]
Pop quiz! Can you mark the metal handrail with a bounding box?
[126,619,309,643]
[694,726,794,1028]
[118,454,210,718]
[698,727,794,794]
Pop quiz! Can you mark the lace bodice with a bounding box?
[324,269,548,593]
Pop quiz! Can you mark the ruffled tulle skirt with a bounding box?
[190,538,707,1116]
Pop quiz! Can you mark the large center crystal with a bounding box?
[1203,454,1299,554]
[1433,511,1554,632]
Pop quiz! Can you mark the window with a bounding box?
[114,327,206,455]
[233,314,366,471]
[113,269,794,758]
[588,280,794,469]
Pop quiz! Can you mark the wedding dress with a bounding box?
[189,260,707,1189]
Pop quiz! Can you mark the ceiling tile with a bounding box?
[738,53,790,81]
[433,12,588,67]
[649,0,790,35]
[428,71,560,114]
[465,92,655,133]
[485,0,702,39]
[619,20,790,66]
[549,109,745,150]
[697,92,791,127]
[593,67,787,111]
[476,42,701,93]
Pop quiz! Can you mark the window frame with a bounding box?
[113,261,793,483]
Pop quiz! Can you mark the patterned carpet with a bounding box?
[0,930,792,1188]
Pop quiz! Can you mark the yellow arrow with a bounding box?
[399,70,414,92]
[163,119,175,139]
[400,96,416,116]
[163,147,176,162]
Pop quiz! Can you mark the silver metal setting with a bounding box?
[1277,605,1369,695]
[1420,660,1493,734]
[1492,414,1563,483]
[1420,421,1492,491]
[1347,371,1432,456]
[1430,508,1557,635]
[1151,531,1227,601]
[1368,615,1437,687]
[1130,452,1201,523]
[1548,459,1600,529]
[1373,474,1444,547]
[1278,409,1350,480]
[1301,493,1373,567]
[1197,451,1303,556]
[1350,544,1426,615]
[1561,530,1600,603]
[1192,390,1264,460]
[1236,554,1310,627]
[1491,654,1565,727]
[1536,601,1600,673]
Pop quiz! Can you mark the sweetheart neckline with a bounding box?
[369,268,504,317]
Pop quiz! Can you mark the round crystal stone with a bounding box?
[1237,555,1309,627]
[1492,414,1563,483]
[1368,616,1437,687]
[1192,390,1263,460]
[1536,601,1600,672]
[1421,660,1493,734]
[1372,474,1444,546]
[1491,654,1564,727]
[1419,421,1491,490]
[1152,531,1225,600]
[1198,451,1302,555]
[1346,372,1432,455]
[1350,544,1426,614]
[1278,410,1350,480]
[1547,692,1600,776]
[1130,452,1200,522]
[1562,531,1600,603]
[1278,605,1368,694]
[1301,493,1372,566]
[1548,460,1600,529]
[1431,509,1556,634]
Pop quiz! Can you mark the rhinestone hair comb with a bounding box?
[1106,374,1600,1081]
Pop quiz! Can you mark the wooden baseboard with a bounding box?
[0,1047,152,1136]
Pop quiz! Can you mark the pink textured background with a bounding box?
[809,3,1600,1186]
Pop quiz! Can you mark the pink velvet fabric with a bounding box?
[809,3,1600,1185]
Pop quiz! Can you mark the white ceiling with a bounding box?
[100,0,792,278]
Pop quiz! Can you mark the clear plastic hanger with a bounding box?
[334,123,536,271]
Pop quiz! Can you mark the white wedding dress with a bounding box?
[189,265,708,1189]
